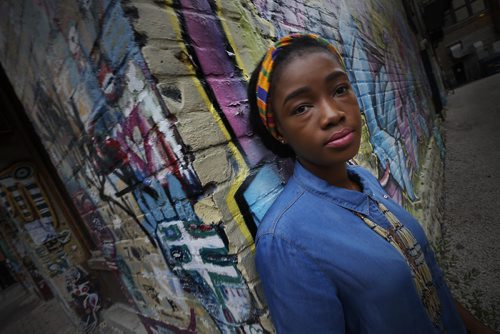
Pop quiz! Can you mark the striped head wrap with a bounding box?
[256,33,345,140]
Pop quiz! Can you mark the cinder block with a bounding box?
[192,145,232,186]
[109,215,144,241]
[210,180,234,224]
[100,303,148,334]
[193,195,224,225]
[283,7,299,26]
[127,2,177,42]
[305,6,321,22]
[218,1,243,20]
[156,76,209,114]
[175,111,227,151]
[142,45,192,77]
[76,17,99,57]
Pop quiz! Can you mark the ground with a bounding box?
[0,283,130,333]
[0,284,78,333]
[439,72,500,331]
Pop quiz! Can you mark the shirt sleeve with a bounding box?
[255,233,345,334]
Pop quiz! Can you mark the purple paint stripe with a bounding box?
[179,1,262,164]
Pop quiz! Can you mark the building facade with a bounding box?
[431,0,500,86]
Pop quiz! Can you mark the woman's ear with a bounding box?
[275,126,287,145]
[273,109,287,144]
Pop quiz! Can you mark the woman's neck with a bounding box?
[298,159,361,191]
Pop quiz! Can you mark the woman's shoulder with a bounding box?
[254,181,324,273]
[255,179,306,240]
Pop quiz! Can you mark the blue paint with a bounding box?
[339,22,416,200]
[166,174,197,222]
[433,125,445,160]
[135,178,177,234]
[244,165,284,226]
[101,3,135,69]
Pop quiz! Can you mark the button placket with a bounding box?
[367,197,392,229]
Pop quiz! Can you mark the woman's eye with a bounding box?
[293,105,309,115]
[335,85,349,96]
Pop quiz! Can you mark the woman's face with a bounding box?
[270,50,362,175]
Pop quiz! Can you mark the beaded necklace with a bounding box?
[354,201,442,329]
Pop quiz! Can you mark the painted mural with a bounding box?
[0,162,99,331]
[0,0,442,332]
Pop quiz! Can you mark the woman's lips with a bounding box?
[325,129,355,148]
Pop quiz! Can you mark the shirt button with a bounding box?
[383,194,389,199]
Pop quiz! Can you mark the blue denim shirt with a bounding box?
[255,163,466,333]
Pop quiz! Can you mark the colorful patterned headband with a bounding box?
[256,33,345,140]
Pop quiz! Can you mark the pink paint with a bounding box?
[115,105,183,182]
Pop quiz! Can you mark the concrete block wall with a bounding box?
[0,0,444,332]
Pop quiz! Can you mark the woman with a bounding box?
[248,33,494,334]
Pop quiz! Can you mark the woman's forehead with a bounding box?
[273,49,343,82]
[274,51,345,87]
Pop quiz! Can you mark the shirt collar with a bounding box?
[291,161,376,216]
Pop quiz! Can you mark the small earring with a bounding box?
[278,137,286,144]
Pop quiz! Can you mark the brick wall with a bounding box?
[0,0,444,332]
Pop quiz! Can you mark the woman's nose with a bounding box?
[319,99,344,129]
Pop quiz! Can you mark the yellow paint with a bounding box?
[215,0,250,80]
[0,163,59,227]
[214,0,275,80]
[165,5,255,250]
[17,182,40,221]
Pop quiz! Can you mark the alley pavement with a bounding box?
[0,283,78,333]
[0,283,132,333]
[442,73,500,330]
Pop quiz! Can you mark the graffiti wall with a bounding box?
[0,163,100,331]
[0,164,78,277]
[0,0,444,332]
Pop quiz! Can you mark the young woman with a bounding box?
[248,34,494,333]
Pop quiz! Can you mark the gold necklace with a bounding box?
[355,201,442,328]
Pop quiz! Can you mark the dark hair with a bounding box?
[247,36,339,158]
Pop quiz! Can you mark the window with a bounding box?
[444,0,487,27]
